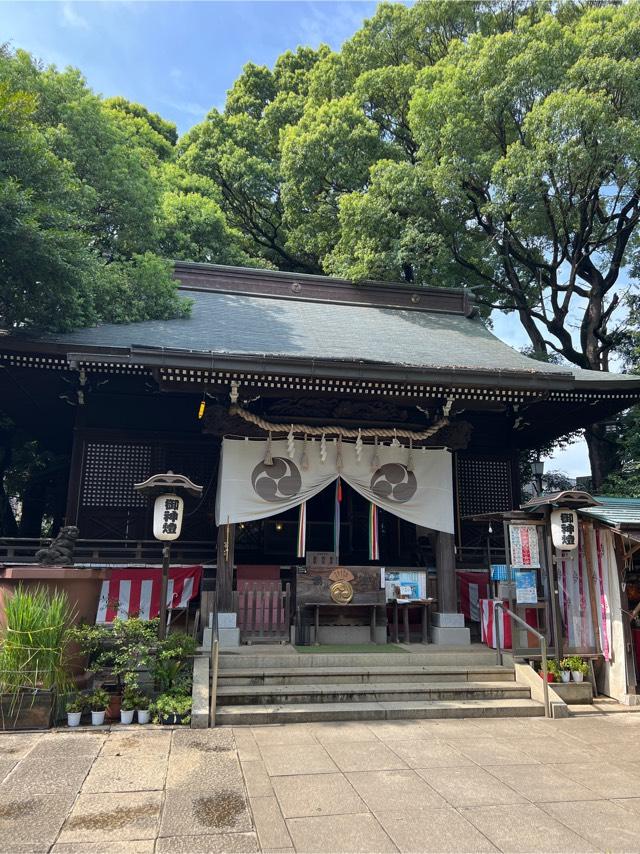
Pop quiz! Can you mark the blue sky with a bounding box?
[0,0,594,476]
[2,0,379,134]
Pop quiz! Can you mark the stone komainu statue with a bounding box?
[35,525,80,566]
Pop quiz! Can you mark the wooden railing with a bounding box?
[0,537,215,566]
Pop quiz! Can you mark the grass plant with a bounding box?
[0,585,75,696]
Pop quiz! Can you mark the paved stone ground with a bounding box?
[2,712,640,853]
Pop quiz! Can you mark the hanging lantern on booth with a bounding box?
[550,508,578,550]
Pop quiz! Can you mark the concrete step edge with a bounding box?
[216,680,529,696]
[216,698,544,724]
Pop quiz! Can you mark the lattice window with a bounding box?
[81,442,151,508]
[457,456,513,517]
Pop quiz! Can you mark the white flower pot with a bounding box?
[91,710,106,726]
[120,709,135,725]
[572,671,584,683]
[67,711,82,727]
[137,709,150,724]
[560,671,571,683]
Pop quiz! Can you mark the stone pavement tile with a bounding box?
[29,732,106,758]
[346,769,447,812]
[160,788,253,837]
[82,756,168,793]
[460,803,597,852]
[0,791,77,849]
[286,813,397,853]
[259,743,337,776]
[1,753,94,795]
[252,725,318,746]
[417,719,487,739]
[311,722,379,743]
[549,760,640,798]
[366,721,431,742]
[454,737,540,766]
[0,733,40,759]
[272,772,366,818]
[541,799,639,852]
[156,832,259,853]
[489,763,603,802]
[385,738,473,769]
[101,730,172,757]
[499,736,593,765]
[52,842,155,853]
[166,749,244,791]
[241,759,274,797]
[473,718,549,738]
[233,729,261,761]
[323,740,408,773]
[250,796,293,849]
[0,758,16,782]
[172,728,235,754]
[612,797,640,816]
[376,805,498,853]
[416,765,527,807]
[0,846,49,854]
[544,717,629,746]
[58,791,162,842]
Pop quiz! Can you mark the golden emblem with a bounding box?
[329,567,354,583]
[330,580,354,604]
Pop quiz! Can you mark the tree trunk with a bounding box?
[585,422,620,491]
[0,435,18,537]
[18,480,47,538]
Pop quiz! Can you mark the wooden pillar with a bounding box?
[435,531,457,613]
[216,522,235,612]
[64,408,87,526]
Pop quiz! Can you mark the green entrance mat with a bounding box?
[294,644,406,654]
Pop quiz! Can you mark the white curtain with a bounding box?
[215,437,454,534]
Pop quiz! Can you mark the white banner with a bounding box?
[215,438,454,534]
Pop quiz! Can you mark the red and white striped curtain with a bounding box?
[96,565,202,623]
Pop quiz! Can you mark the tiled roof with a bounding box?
[30,288,640,386]
[580,497,640,530]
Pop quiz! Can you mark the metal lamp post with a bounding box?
[531,458,545,497]
[134,472,203,639]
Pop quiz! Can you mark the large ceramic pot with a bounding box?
[0,689,55,731]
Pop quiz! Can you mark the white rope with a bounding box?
[229,403,450,443]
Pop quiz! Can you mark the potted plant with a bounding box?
[564,655,589,683]
[152,690,192,726]
[559,659,572,683]
[539,660,558,682]
[137,693,151,724]
[66,694,86,727]
[0,585,75,731]
[88,688,110,726]
[120,686,139,725]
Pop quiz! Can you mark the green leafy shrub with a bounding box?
[561,656,589,675]
[152,691,192,725]
[88,688,110,711]
[65,694,87,714]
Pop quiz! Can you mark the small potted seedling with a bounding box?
[543,660,559,683]
[567,655,589,683]
[66,695,86,727]
[137,694,151,725]
[120,686,138,725]
[89,688,110,726]
[559,659,572,683]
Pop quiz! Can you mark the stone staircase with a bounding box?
[214,647,544,725]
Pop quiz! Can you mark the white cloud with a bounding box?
[61,1,90,30]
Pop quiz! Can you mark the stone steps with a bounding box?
[216,697,544,725]
[217,680,531,705]
[220,667,514,685]
[218,649,499,670]
[212,647,541,725]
